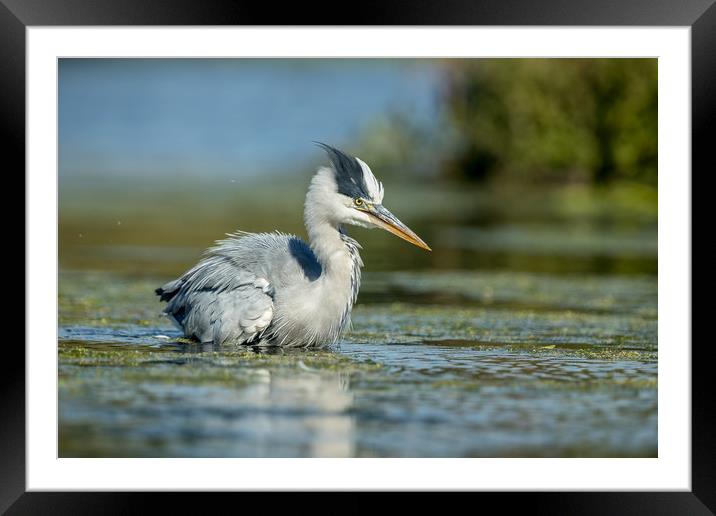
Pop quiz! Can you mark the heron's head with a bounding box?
[307,143,431,251]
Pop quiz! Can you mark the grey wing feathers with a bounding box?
[156,232,277,345]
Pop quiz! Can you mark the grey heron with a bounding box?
[156,143,430,348]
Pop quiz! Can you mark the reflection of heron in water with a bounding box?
[156,143,430,348]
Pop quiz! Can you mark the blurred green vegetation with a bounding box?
[440,59,657,185]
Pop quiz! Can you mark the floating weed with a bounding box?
[59,340,383,376]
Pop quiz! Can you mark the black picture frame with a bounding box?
[6,0,710,513]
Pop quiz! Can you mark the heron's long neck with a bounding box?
[304,199,363,307]
[305,214,359,276]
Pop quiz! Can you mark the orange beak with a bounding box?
[363,204,431,251]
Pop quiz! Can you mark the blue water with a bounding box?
[59,59,443,179]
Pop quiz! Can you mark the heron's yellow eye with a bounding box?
[354,198,364,207]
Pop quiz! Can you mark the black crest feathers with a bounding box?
[314,142,371,199]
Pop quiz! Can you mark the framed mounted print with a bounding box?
[8,0,710,512]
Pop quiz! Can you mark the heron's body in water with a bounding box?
[156,144,430,348]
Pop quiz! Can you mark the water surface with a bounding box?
[59,265,657,457]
